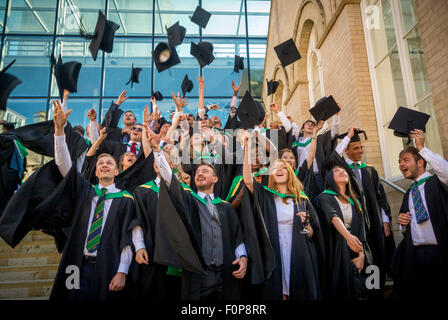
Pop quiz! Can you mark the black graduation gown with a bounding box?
[252,181,325,300]
[392,175,448,300]
[0,135,22,218]
[315,192,368,300]
[127,181,181,300]
[156,176,245,300]
[326,151,394,283]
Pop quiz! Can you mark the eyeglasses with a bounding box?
[131,127,143,132]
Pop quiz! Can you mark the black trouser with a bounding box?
[200,265,223,300]
[414,245,447,297]
[76,257,96,301]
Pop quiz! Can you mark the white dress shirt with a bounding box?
[54,134,132,274]
[154,151,247,259]
[407,147,448,246]
[87,121,100,144]
[335,136,390,224]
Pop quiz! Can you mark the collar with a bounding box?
[412,171,432,187]
[129,141,141,146]
[346,158,361,166]
[97,183,119,193]
[197,191,214,200]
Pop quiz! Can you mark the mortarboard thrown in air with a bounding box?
[336,129,368,144]
[236,91,266,130]
[266,79,279,96]
[190,6,212,29]
[153,42,181,73]
[309,95,340,122]
[181,74,194,98]
[125,63,142,88]
[80,11,120,61]
[51,54,82,100]
[190,41,215,68]
[274,38,301,68]
[388,106,430,144]
[0,59,22,111]
[234,55,244,73]
[152,91,163,101]
[167,21,186,47]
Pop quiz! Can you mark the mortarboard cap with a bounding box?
[152,91,163,101]
[388,106,430,138]
[190,41,215,68]
[234,55,244,73]
[125,63,142,88]
[309,95,340,122]
[152,42,181,73]
[190,6,211,29]
[0,59,22,111]
[181,74,193,97]
[266,79,279,96]
[167,21,186,47]
[236,91,266,129]
[52,54,82,100]
[274,38,301,68]
[336,129,368,144]
[81,11,120,61]
[0,120,16,131]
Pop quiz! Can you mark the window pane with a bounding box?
[57,0,106,35]
[52,38,103,97]
[400,0,418,34]
[249,40,266,97]
[0,0,6,33]
[103,39,152,97]
[4,98,47,127]
[202,38,248,97]
[155,0,199,36]
[48,98,100,130]
[6,0,56,34]
[405,25,431,100]
[367,0,397,64]
[415,96,443,156]
[247,0,270,36]
[203,0,246,36]
[3,37,53,96]
[153,40,200,98]
[108,0,152,35]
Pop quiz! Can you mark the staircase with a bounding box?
[0,231,60,300]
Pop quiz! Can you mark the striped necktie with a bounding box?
[86,187,107,253]
[204,195,221,225]
[411,181,429,224]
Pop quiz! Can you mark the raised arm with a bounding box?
[87,107,100,144]
[86,127,107,157]
[334,126,359,157]
[255,130,278,165]
[270,103,292,133]
[53,100,73,177]
[306,120,324,169]
[147,127,173,188]
[242,132,254,193]
[229,81,240,118]
[198,76,205,117]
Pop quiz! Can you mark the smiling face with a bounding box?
[399,152,423,180]
[280,150,296,169]
[301,120,315,135]
[121,152,137,169]
[271,160,289,185]
[130,124,143,142]
[345,141,364,162]
[160,123,171,135]
[96,155,119,180]
[123,111,136,126]
[333,166,349,185]
[195,164,218,190]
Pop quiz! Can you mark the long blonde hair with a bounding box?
[268,159,304,204]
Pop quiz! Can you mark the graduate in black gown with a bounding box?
[147,128,248,300]
[393,130,448,300]
[241,131,325,300]
[331,127,395,296]
[48,101,134,300]
[315,165,369,300]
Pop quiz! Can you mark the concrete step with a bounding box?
[0,240,57,255]
[0,252,61,267]
[0,279,54,299]
[0,265,59,281]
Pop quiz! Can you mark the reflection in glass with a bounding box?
[416,96,443,156]
[6,0,56,34]
[48,98,100,130]
[405,26,431,100]
[249,41,266,98]
[109,0,152,35]
[57,0,106,35]
[400,0,417,34]
[3,37,53,96]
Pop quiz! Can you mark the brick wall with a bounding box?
[415,0,448,159]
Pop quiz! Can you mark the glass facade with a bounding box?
[0,0,270,130]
